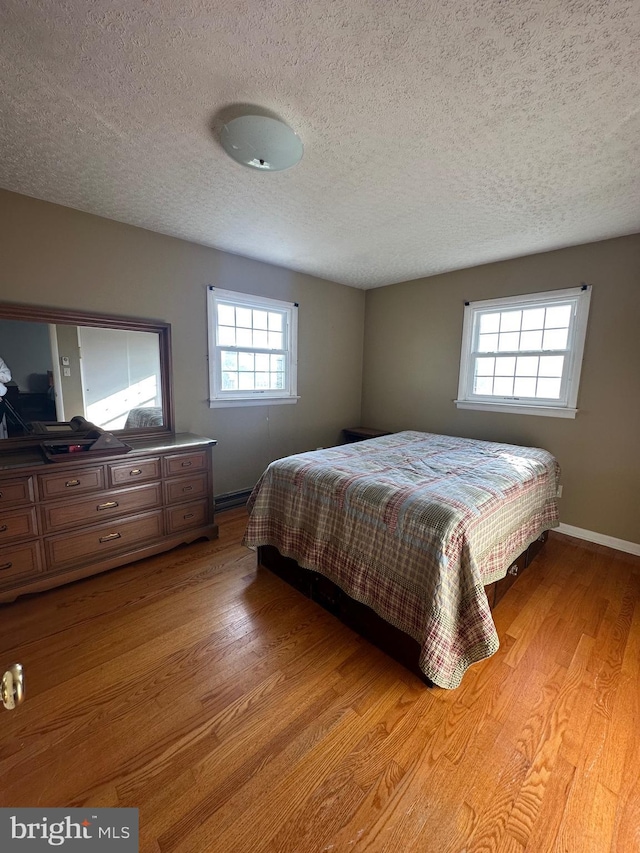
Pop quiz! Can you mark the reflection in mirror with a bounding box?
[66,326,162,430]
[0,304,173,443]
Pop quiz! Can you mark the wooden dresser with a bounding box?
[0,433,218,603]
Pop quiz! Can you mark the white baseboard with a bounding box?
[556,523,640,557]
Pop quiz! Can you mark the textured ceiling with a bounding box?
[1,1,639,289]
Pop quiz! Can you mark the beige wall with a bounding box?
[0,190,365,496]
[362,235,640,544]
[3,188,637,542]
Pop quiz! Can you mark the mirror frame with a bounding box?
[0,301,174,448]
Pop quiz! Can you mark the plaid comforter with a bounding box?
[243,431,559,688]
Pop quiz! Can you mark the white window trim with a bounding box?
[455,285,591,419]
[207,287,299,408]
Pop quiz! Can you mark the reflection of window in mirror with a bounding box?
[76,326,163,430]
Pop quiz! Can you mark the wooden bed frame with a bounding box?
[257,531,548,684]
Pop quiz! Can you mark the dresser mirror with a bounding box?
[0,302,174,446]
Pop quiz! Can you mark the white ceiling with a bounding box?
[1,1,639,289]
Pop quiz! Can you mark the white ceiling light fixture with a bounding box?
[220,115,303,171]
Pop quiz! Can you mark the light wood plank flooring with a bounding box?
[1,508,638,852]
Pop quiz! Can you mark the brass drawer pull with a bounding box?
[129,468,142,476]
[99,532,122,543]
[0,525,7,533]
[507,564,519,576]
[181,460,192,467]
[182,485,193,492]
[0,562,13,571]
[2,663,25,710]
[0,491,3,498]
[65,479,81,488]
[97,501,119,511]
[183,512,194,520]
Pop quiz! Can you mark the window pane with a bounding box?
[458,287,590,414]
[221,351,238,370]
[478,333,498,352]
[218,304,235,326]
[545,304,572,328]
[495,356,515,376]
[268,312,283,331]
[218,326,236,346]
[498,332,519,351]
[474,376,493,394]
[514,377,536,396]
[238,353,254,371]
[516,356,539,376]
[536,377,562,398]
[475,357,495,376]
[238,373,255,390]
[236,307,252,328]
[494,376,514,395]
[271,354,285,371]
[253,310,269,330]
[521,308,545,330]
[237,328,253,347]
[542,328,568,350]
[539,355,564,377]
[520,329,542,350]
[210,291,297,403]
[500,310,521,332]
[479,313,500,333]
[253,330,269,348]
[222,372,237,390]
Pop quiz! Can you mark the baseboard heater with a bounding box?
[214,488,253,512]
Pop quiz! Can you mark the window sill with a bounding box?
[209,396,300,409]
[454,400,577,419]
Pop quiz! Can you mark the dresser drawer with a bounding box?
[163,450,208,478]
[39,466,105,500]
[165,499,209,534]
[0,506,38,544]
[0,476,35,507]
[45,510,164,569]
[164,472,209,505]
[42,482,164,533]
[109,457,161,487]
[0,541,43,588]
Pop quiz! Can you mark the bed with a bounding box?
[243,431,560,688]
[124,406,164,428]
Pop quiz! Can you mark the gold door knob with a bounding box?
[2,663,25,710]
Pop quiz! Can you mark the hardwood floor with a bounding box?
[1,508,638,852]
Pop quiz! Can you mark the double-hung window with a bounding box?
[207,287,298,407]
[456,285,591,418]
